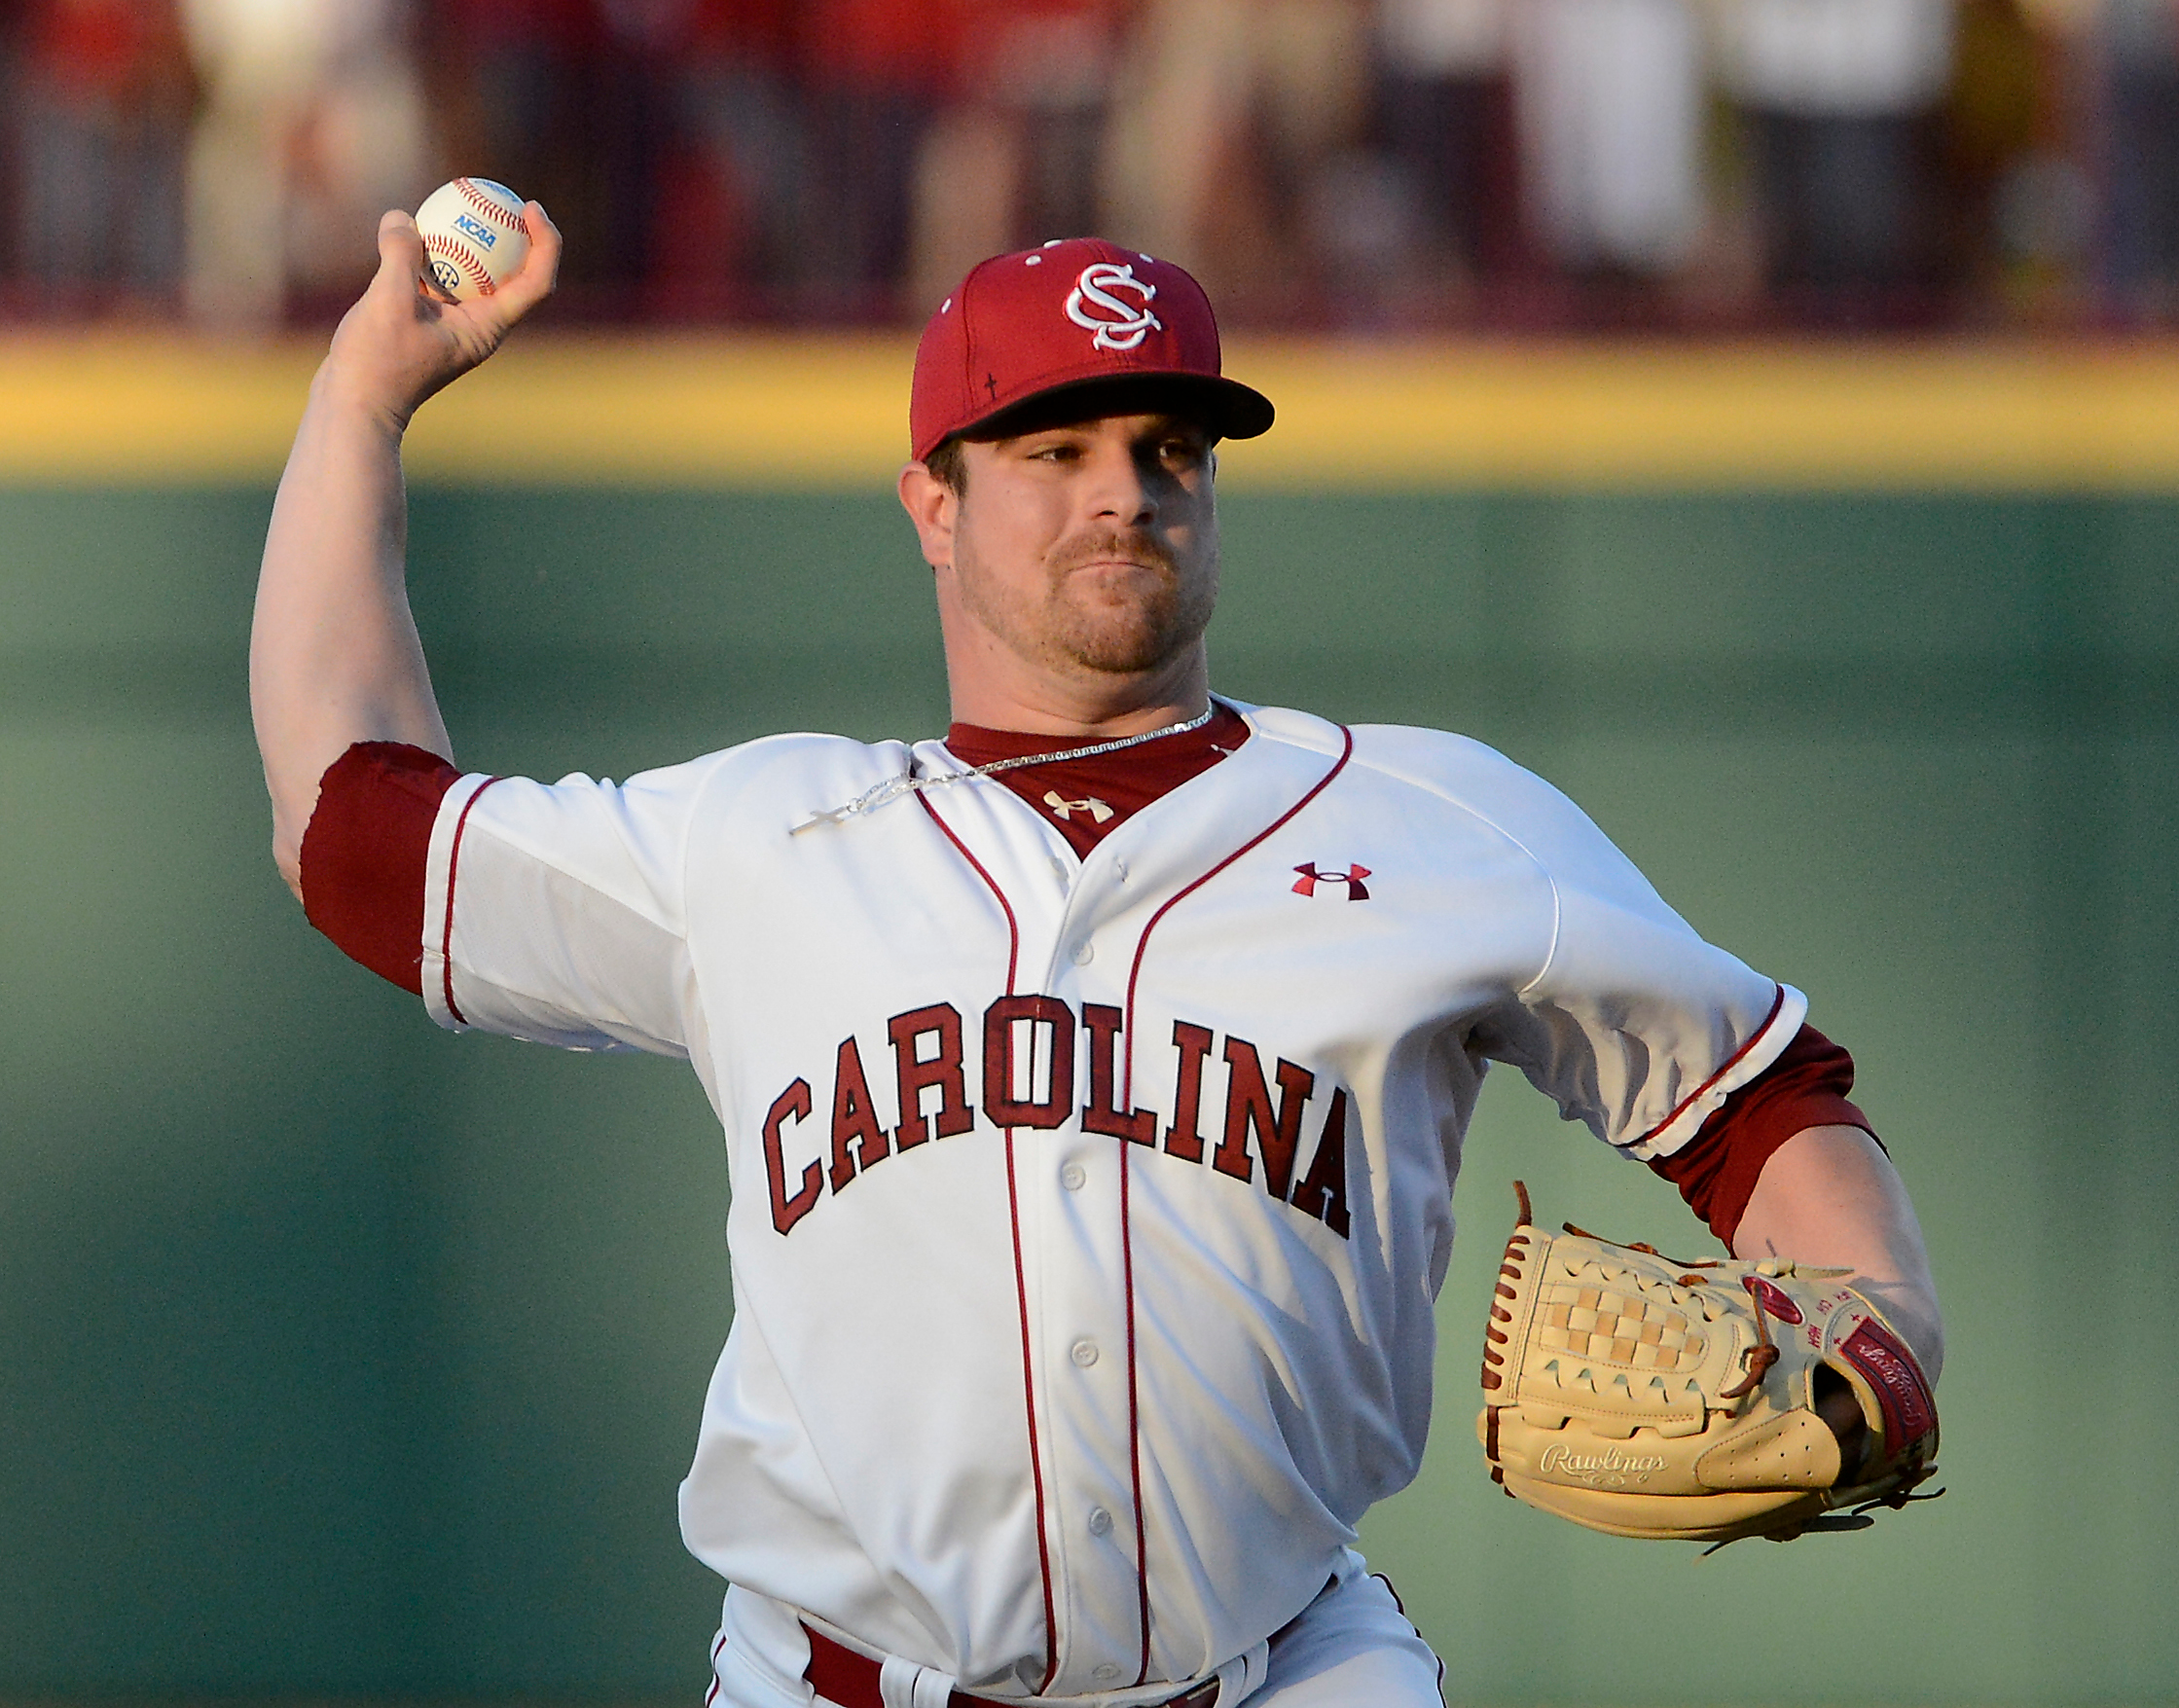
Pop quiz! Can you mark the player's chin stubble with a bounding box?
[959,527,1217,679]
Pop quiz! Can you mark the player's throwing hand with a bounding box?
[251,190,557,896]
[320,198,562,430]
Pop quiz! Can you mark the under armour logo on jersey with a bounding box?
[1044,790,1115,823]
[1066,263,1163,350]
[1292,862,1370,900]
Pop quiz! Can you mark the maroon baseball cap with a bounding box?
[910,238,1275,462]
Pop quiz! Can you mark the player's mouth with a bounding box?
[1052,528,1180,579]
[1071,556,1164,577]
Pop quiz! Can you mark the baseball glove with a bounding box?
[1477,1182,1939,1545]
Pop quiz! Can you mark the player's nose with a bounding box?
[1081,436,1157,526]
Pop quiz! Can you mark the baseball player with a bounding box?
[251,207,1943,1708]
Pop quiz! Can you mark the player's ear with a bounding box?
[897,460,957,571]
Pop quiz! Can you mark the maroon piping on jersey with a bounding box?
[1649,1022,1874,1248]
[440,777,506,1026]
[1629,981,1787,1152]
[1370,1573,1450,1708]
[1115,1109,1151,1684]
[913,791,1060,1693]
[703,1626,730,1708]
[944,705,1251,858]
[1114,727,1356,1110]
[1113,723,1356,1686]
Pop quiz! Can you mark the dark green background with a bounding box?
[3,484,2173,1701]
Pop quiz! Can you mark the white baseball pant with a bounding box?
[704,1564,1445,1708]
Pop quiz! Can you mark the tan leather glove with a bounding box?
[1478,1183,1940,1544]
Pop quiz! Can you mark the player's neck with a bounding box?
[943,645,1211,740]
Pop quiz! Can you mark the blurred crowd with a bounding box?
[6,0,2179,331]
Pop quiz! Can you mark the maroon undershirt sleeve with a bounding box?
[298,741,461,996]
[1646,1024,1879,1250]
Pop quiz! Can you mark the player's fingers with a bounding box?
[487,200,562,324]
[368,208,434,305]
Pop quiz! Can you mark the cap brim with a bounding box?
[948,372,1275,449]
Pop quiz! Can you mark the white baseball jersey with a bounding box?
[417,700,1802,1699]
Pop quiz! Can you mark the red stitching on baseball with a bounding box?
[423,233,495,296]
[454,177,529,236]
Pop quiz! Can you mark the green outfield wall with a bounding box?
[2,485,2174,1702]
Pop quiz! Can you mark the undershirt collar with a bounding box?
[943,703,1253,856]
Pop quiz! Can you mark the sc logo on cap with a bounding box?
[1066,263,1164,351]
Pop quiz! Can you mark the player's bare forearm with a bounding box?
[1734,1124,1943,1382]
[252,372,447,896]
[249,202,561,899]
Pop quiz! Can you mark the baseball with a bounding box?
[414,177,530,302]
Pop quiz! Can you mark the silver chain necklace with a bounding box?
[791,705,1217,835]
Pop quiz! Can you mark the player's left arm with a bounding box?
[1734,1123,1944,1384]
[1446,742,1948,1394]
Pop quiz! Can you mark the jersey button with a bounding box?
[1061,1162,1087,1191]
[1071,1338,1099,1366]
[1071,940,1095,965]
[1087,1507,1113,1537]
[1093,1663,1121,1681]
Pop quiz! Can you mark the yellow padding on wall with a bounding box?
[6,331,2179,490]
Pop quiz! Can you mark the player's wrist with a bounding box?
[309,353,420,440]
[1847,1277,1944,1385]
